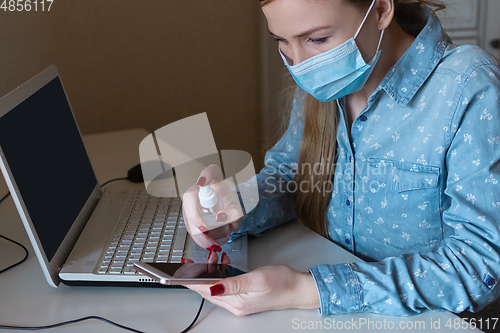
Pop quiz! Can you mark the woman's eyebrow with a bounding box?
[268,25,332,39]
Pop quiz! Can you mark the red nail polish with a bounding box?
[206,244,222,252]
[210,284,225,296]
[203,231,209,235]
[207,249,214,260]
[197,177,206,186]
[181,258,186,263]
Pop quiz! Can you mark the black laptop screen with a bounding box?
[0,77,98,262]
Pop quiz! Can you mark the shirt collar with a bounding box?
[370,8,450,107]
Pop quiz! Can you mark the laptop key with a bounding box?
[162,235,173,241]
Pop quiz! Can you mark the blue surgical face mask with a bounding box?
[279,0,384,102]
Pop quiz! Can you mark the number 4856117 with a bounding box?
[1,0,54,11]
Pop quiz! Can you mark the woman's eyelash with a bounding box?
[273,37,288,44]
[307,37,328,44]
[272,36,327,45]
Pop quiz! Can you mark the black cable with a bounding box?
[0,233,28,275]
[100,177,128,187]
[0,297,205,332]
[0,192,28,275]
[180,298,205,333]
[0,176,206,333]
[0,191,9,204]
[0,316,145,332]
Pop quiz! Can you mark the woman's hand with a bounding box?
[183,251,321,316]
[182,164,244,251]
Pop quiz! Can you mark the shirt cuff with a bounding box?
[309,263,363,315]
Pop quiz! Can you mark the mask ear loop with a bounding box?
[354,0,377,40]
[376,29,385,52]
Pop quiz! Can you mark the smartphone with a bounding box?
[133,262,246,285]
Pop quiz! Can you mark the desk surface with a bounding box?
[0,128,481,332]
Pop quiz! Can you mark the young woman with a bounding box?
[181,0,500,316]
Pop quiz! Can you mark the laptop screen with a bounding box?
[0,77,97,262]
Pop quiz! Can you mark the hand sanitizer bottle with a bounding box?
[198,184,224,227]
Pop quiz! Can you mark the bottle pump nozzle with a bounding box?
[198,184,218,213]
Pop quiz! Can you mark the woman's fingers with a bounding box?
[207,249,219,263]
[206,250,219,274]
[221,252,230,264]
[183,163,245,249]
[209,274,248,297]
[182,206,221,250]
[196,164,224,187]
[215,204,244,225]
[220,252,231,271]
[213,181,244,224]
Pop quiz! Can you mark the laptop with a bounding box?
[0,66,248,288]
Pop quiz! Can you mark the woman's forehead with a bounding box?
[262,0,361,36]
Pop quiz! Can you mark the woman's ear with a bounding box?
[376,0,395,30]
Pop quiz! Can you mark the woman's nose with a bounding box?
[281,48,311,66]
[282,49,309,66]
[282,51,294,66]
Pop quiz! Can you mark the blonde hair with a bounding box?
[261,0,445,238]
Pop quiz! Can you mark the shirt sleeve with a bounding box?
[230,89,305,239]
[310,61,500,316]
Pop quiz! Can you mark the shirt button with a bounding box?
[346,199,351,206]
[359,115,367,122]
[345,238,351,245]
[486,277,495,287]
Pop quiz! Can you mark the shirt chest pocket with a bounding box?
[368,158,440,192]
[364,158,443,253]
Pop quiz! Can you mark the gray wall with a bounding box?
[0,0,265,167]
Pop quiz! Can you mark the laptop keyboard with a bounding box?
[97,189,186,275]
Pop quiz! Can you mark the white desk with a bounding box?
[0,128,481,332]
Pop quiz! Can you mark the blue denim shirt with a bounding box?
[232,12,500,316]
